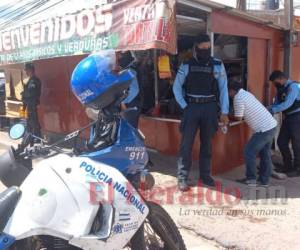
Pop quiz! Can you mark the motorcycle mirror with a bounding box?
[9,123,26,140]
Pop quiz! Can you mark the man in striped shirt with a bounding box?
[229,82,278,186]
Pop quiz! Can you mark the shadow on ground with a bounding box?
[148,151,300,202]
[148,151,300,250]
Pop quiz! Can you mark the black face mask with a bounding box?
[119,52,134,69]
[274,81,284,89]
[195,47,211,61]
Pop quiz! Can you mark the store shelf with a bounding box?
[5,100,22,104]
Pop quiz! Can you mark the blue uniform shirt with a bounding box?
[271,79,300,115]
[172,57,229,114]
[123,69,139,104]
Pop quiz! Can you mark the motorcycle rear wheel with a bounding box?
[129,201,187,250]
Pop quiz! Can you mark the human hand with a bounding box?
[220,114,229,125]
[121,103,127,111]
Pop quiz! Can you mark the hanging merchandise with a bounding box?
[158,55,172,79]
[19,106,27,119]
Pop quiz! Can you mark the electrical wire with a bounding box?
[1,0,49,24]
[0,0,42,20]
[0,0,50,30]
[15,0,66,25]
[0,0,24,15]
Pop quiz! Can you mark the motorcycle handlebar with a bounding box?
[17,109,127,159]
[16,119,97,159]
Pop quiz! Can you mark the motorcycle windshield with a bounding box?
[82,119,148,176]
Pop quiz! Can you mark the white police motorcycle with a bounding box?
[0,53,186,250]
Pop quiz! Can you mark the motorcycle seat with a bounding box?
[0,187,21,232]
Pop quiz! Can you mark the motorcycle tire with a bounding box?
[130,201,187,250]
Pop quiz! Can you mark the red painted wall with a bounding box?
[140,117,249,175]
[36,55,89,134]
[211,11,281,40]
[0,55,90,135]
[292,46,300,81]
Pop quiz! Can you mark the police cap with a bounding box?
[194,34,211,45]
[24,62,35,71]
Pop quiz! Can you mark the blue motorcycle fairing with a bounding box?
[81,118,148,176]
[0,233,15,250]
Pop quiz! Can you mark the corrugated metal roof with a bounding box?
[193,0,286,30]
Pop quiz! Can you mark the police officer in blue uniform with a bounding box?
[118,51,141,129]
[269,70,300,176]
[173,34,229,191]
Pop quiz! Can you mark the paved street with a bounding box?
[150,154,300,250]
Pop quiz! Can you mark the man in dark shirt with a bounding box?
[269,70,300,176]
[173,34,229,191]
[118,51,141,128]
[22,62,42,137]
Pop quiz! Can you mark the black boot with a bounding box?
[277,165,296,174]
[199,175,216,187]
[287,169,300,177]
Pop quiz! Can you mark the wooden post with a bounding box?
[153,49,159,106]
[284,0,293,77]
[206,12,214,56]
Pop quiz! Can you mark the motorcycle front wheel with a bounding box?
[129,201,187,250]
[11,202,186,250]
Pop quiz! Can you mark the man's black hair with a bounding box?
[269,70,286,81]
[24,62,35,71]
[228,81,243,92]
[194,34,210,45]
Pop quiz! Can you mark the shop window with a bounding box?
[131,50,156,115]
[214,34,248,90]
[158,35,194,118]
[135,34,248,119]
[214,34,248,115]
[155,34,247,118]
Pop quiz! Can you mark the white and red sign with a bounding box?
[0,0,176,65]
